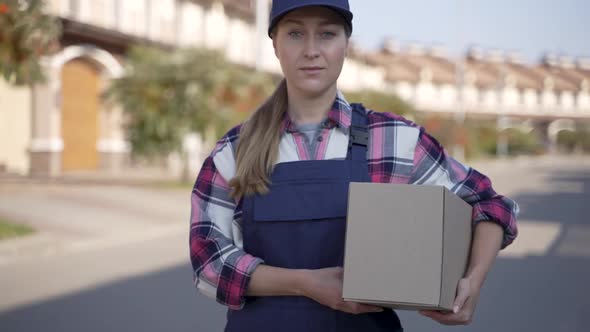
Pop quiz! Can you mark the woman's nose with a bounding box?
[303,37,320,59]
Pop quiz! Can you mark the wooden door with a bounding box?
[61,59,100,171]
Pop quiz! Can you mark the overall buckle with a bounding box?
[349,125,369,147]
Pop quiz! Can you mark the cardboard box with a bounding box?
[342,183,473,311]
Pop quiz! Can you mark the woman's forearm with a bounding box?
[465,221,504,289]
[245,223,504,298]
[246,264,308,297]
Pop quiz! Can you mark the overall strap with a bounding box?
[347,103,369,162]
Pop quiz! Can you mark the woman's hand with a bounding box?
[419,276,480,325]
[301,267,384,315]
[419,222,503,325]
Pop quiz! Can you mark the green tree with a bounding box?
[345,90,414,116]
[105,46,274,178]
[0,0,61,85]
[574,121,590,153]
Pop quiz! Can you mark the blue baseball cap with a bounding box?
[268,0,353,38]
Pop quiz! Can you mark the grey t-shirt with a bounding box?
[296,122,324,157]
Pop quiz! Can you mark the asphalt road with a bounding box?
[0,156,589,331]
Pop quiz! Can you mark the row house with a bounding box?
[363,39,590,120]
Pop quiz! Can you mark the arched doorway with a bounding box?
[61,58,100,171]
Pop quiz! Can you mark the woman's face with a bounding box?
[273,6,349,98]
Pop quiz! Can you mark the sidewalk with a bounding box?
[0,180,191,264]
[0,181,193,312]
[0,166,182,186]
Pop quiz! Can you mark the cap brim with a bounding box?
[268,4,353,37]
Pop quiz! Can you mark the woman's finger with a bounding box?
[419,309,472,326]
[453,278,471,313]
[356,303,384,313]
[342,302,383,315]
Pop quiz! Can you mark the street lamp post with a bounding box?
[453,0,466,161]
[255,0,269,71]
[496,66,509,157]
[453,56,466,161]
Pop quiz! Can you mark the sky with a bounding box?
[348,0,590,63]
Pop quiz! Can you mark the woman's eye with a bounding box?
[288,31,303,38]
[320,32,336,39]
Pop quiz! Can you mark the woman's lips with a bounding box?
[300,67,324,75]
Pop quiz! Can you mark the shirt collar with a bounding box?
[281,91,352,134]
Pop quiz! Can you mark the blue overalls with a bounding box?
[225,104,403,332]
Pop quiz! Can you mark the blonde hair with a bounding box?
[229,79,288,200]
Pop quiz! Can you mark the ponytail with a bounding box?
[229,79,288,200]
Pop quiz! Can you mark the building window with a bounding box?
[48,0,71,17]
[150,0,176,42]
[179,1,205,47]
[120,0,147,37]
[78,0,116,28]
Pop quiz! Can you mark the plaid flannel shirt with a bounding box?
[190,92,519,310]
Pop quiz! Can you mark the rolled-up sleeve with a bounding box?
[409,127,519,249]
[190,142,263,310]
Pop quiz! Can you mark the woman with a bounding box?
[190,0,518,331]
